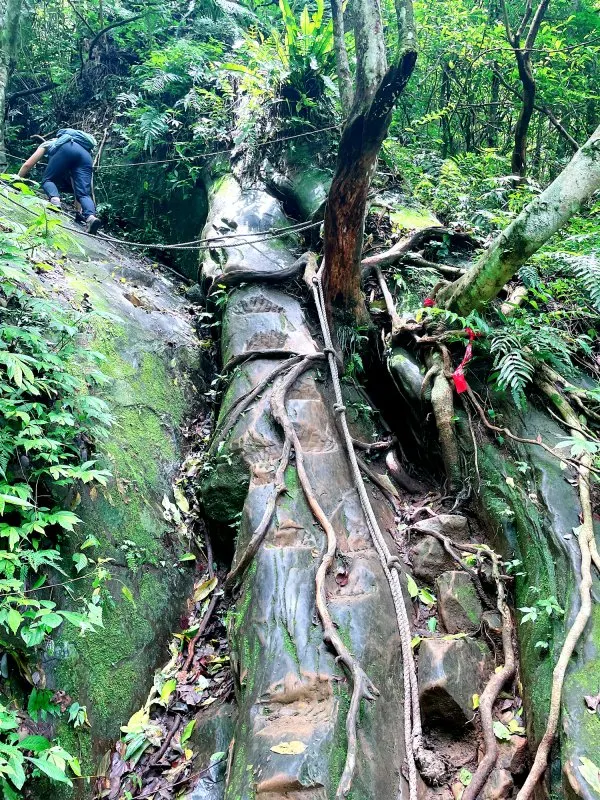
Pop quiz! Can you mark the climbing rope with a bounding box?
[310,263,420,800]
[2,124,340,171]
[0,179,321,252]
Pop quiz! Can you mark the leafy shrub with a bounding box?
[0,217,113,793]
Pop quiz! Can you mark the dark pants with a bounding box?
[42,141,96,218]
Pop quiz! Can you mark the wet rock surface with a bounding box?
[1,191,204,796]
[418,637,489,727]
[200,182,408,799]
[480,768,513,799]
[411,535,455,583]
[436,571,483,634]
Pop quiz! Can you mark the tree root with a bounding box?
[361,226,478,273]
[215,356,304,447]
[462,553,515,800]
[466,387,600,478]
[426,351,461,488]
[409,522,494,609]
[270,358,380,800]
[224,354,324,591]
[385,449,427,494]
[514,385,596,799]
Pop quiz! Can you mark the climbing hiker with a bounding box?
[18,128,102,234]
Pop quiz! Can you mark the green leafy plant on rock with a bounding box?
[0,226,114,794]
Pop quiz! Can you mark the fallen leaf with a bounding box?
[505,476,515,488]
[579,756,600,794]
[174,485,189,513]
[493,721,511,741]
[583,693,600,713]
[472,694,480,710]
[270,741,307,755]
[193,576,218,603]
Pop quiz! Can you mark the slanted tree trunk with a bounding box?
[0,0,22,170]
[437,122,600,315]
[323,0,417,316]
[499,0,550,178]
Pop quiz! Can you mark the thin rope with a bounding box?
[2,124,340,171]
[0,180,321,251]
[311,263,418,800]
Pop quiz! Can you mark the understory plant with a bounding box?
[0,214,113,795]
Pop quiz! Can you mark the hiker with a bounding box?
[18,128,102,234]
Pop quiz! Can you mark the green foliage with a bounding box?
[0,219,113,792]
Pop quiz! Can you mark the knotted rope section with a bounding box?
[310,262,432,800]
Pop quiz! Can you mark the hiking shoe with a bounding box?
[49,196,62,209]
[85,215,102,235]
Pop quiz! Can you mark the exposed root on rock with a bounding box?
[224,355,323,591]
[462,552,515,800]
[515,385,596,800]
[270,356,380,800]
[426,349,461,488]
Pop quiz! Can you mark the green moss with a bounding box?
[281,625,300,670]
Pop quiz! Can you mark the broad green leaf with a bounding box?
[406,575,418,598]
[7,608,22,635]
[18,736,52,753]
[180,719,196,745]
[160,678,177,704]
[26,757,72,786]
[492,721,511,741]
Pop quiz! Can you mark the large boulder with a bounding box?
[418,637,490,727]
[436,571,483,634]
[1,189,202,798]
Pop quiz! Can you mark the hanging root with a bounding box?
[515,384,596,800]
[310,265,446,799]
[270,358,379,800]
[462,552,515,800]
[224,354,324,592]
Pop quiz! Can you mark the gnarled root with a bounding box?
[270,356,380,799]
[426,350,461,488]
[462,553,515,800]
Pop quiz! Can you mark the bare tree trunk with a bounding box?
[437,123,600,315]
[324,0,417,316]
[331,0,353,110]
[0,0,22,170]
[486,65,500,148]
[511,49,536,175]
[441,60,453,157]
[499,0,550,178]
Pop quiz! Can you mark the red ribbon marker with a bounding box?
[423,297,435,307]
[452,327,477,394]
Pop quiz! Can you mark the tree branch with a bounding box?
[331,0,353,110]
[6,81,55,107]
[87,13,146,59]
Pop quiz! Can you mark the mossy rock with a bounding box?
[1,193,203,798]
[470,403,600,800]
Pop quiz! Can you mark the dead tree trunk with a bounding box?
[323,0,417,317]
[499,0,550,177]
[437,122,600,315]
[0,0,22,170]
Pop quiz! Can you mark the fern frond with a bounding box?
[568,254,600,310]
[518,264,542,289]
[493,350,534,407]
[141,71,182,94]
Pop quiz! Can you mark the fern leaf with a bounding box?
[567,254,600,310]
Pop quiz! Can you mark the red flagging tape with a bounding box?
[452,327,477,394]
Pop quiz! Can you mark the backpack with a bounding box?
[47,129,97,156]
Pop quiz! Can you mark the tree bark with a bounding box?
[331,0,353,111]
[437,123,600,315]
[323,0,416,317]
[0,0,23,170]
[499,0,550,178]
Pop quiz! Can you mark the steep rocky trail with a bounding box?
[4,174,597,800]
